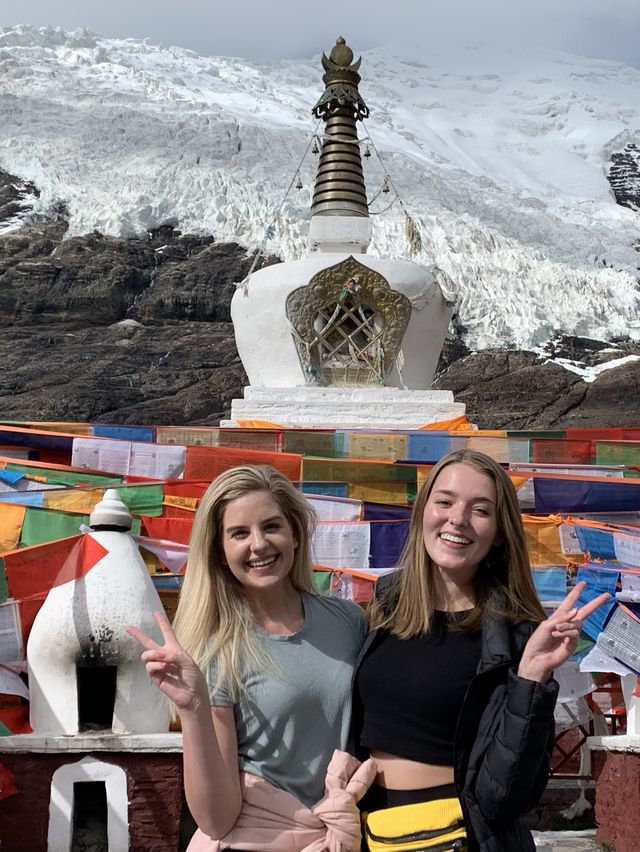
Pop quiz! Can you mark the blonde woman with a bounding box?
[352,449,610,852]
[129,465,370,850]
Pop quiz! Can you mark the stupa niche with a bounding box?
[229,37,463,428]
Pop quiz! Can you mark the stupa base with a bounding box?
[223,386,466,430]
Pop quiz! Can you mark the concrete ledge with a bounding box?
[0,732,183,752]
[532,830,597,850]
[588,734,640,752]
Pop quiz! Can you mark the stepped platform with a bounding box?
[224,386,466,430]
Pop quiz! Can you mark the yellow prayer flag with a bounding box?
[523,515,565,566]
[163,496,198,512]
[0,504,26,552]
[44,489,103,514]
[349,481,410,505]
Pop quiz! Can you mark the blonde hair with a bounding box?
[369,449,545,637]
[172,465,316,700]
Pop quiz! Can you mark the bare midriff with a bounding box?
[371,751,455,789]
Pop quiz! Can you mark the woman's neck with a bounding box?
[434,572,476,612]
[247,582,305,635]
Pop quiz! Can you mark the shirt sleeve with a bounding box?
[338,597,369,645]
[207,661,234,707]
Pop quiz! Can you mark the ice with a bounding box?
[0,25,639,352]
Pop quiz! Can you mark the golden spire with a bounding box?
[311,37,369,218]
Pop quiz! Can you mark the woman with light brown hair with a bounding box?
[353,449,609,852]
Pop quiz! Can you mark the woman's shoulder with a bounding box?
[304,592,367,635]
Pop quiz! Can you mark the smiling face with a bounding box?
[221,489,298,599]
[422,463,502,591]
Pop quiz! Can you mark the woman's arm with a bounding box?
[181,703,242,838]
[472,582,611,821]
[472,668,558,821]
[128,611,242,838]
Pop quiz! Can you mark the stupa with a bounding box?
[0,491,183,851]
[228,37,465,430]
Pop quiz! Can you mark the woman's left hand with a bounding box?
[517,581,611,683]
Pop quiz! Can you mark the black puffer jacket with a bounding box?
[453,614,558,852]
[352,594,558,852]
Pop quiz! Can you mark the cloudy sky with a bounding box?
[5,0,640,67]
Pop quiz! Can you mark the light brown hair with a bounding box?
[369,449,545,637]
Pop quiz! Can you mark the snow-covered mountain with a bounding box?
[1,24,639,353]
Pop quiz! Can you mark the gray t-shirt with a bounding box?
[208,592,367,806]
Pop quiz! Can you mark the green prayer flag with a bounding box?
[20,508,141,547]
[0,558,8,603]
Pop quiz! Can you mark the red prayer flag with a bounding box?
[183,446,301,482]
[3,534,108,644]
[0,762,18,799]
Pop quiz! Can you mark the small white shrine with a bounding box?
[27,490,169,736]
[228,37,464,430]
[1,491,183,852]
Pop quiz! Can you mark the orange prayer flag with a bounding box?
[235,419,284,429]
[419,416,474,432]
[0,504,26,552]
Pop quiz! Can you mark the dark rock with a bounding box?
[434,350,588,429]
[435,345,640,429]
[0,323,246,424]
[0,169,39,227]
[571,358,640,427]
[608,142,640,212]
[131,240,274,323]
[0,166,637,430]
[435,335,471,374]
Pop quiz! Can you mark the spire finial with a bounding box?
[311,37,369,218]
[329,36,353,67]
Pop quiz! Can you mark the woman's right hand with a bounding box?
[127,610,209,713]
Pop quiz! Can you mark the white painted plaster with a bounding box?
[27,530,170,736]
[621,673,640,736]
[588,734,640,752]
[48,756,128,852]
[0,733,183,753]
[307,215,372,253]
[226,386,465,429]
[231,253,454,390]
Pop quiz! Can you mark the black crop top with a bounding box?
[354,611,482,765]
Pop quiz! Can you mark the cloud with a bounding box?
[6,0,640,67]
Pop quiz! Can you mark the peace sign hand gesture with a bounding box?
[127,611,210,714]
[517,581,611,684]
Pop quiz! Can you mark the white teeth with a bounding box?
[248,556,277,568]
[440,533,471,545]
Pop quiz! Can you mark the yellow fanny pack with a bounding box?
[363,797,467,852]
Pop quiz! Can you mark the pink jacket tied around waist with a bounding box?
[187,749,376,852]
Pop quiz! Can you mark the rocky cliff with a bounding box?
[0,166,638,430]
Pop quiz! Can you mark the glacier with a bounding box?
[0,24,639,353]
